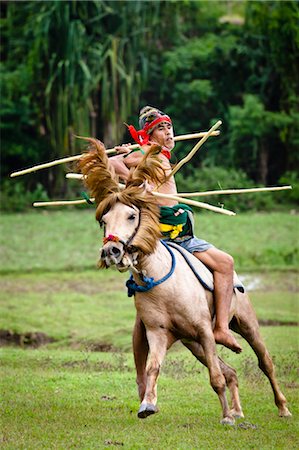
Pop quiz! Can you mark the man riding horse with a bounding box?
[110,106,242,356]
[78,135,291,422]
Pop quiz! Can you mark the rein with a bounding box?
[126,240,176,297]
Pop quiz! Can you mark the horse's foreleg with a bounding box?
[133,315,148,401]
[231,312,292,417]
[182,340,244,419]
[199,330,235,425]
[138,329,175,419]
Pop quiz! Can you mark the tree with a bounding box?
[228,94,291,184]
[243,1,299,175]
[1,1,179,194]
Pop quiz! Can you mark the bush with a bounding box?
[175,165,278,212]
[278,171,299,205]
[0,180,49,212]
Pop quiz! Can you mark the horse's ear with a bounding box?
[127,144,167,188]
[77,137,120,205]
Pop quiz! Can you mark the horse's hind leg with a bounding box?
[183,340,244,418]
[231,304,292,417]
[193,329,235,425]
[218,357,244,418]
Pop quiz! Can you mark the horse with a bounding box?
[78,138,291,425]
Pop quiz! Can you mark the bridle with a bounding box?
[101,206,141,254]
[100,203,178,294]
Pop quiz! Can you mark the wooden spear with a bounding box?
[65,173,84,179]
[33,192,236,216]
[33,199,92,207]
[175,186,292,197]
[65,174,292,197]
[10,130,220,178]
[152,192,235,216]
[164,120,222,180]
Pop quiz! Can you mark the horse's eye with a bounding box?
[128,214,136,221]
[99,220,105,228]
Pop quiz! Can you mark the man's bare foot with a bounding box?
[214,328,242,354]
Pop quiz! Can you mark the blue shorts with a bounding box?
[179,236,213,253]
[164,236,213,253]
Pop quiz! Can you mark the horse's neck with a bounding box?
[133,241,170,280]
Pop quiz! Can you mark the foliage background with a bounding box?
[1,0,299,210]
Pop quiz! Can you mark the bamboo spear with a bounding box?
[33,199,91,207]
[175,186,292,197]
[152,193,235,216]
[10,130,220,178]
[164,120,222,180]
[65,173,292,197]
[33,193,236,216]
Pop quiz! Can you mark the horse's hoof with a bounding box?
[279,407,292,417]
[220,416,235,426]
[138,403,158,419]
[230,408,245,419]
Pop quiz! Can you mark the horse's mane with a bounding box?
[77,138,163,255]
[77,138,120,204]
[127,144,167,188]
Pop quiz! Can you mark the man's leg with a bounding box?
[193,248,242,353]
[133,315,149,400]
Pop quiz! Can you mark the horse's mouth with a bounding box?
[116,261,130,272]
[99,244,134,272]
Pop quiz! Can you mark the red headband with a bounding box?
[127,116,172,146]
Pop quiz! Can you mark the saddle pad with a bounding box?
[166,242,245,293]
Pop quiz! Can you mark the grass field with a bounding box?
[0,210,298,449]
[1,210,298,273]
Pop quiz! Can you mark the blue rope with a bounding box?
[126,240,176,297]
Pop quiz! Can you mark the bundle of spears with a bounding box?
[10,121,291,215]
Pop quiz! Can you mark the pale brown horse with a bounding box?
[78,138,291,424]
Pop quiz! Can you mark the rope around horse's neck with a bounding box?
[126,240,176,297]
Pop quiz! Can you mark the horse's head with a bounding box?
[98,201,140,271]
[96,186,161,272]
[77,138,163,272]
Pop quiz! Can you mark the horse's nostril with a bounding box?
[100,248,107,258]
[110,246,121,257]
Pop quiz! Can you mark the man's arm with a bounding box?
[109,150,144,181]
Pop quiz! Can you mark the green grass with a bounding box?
[0,211,298,448]
[0,271,298,352]
[1,210,298,272]
[195,211,299,271]
[1,269,298,449]
[1,337,298,449]
[0,270,133,350]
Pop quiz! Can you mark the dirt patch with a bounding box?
[0,329,55,348]
[239,272,298,293]
[237,421,258,430]
[258,319,298,326]
[0,277,126,296]
[285,382,299,389]
[104,440,124,446]
[88,342,117,352]
[61,353,132,373]
[69,340,120,352]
